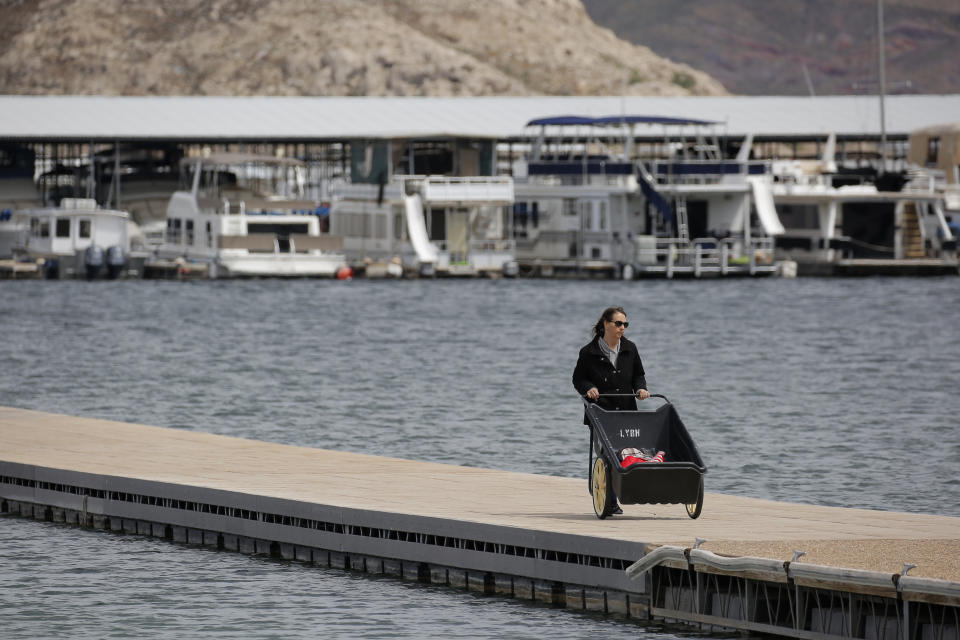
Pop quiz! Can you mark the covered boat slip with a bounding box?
[2,406,959,637]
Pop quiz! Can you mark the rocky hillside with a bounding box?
[583,0,960,96]
[0,0,727,96]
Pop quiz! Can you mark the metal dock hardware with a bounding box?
[626,543,960,639]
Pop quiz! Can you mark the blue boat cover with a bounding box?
[526,115,717,127]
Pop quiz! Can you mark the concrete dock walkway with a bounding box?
[2,405,957,582]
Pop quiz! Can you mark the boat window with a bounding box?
[166,218,182,244]
[185,219,195,245]
[40,220,50,238]
[562,199,577,216]
[206,221,213,248]
[513,202,529,236]
[353,214,369,237]
[394,210,404,240]
[926,138,940,165]
[246,222,309,235]
[79,219,91,238]
[777,204,819,229]
[429,208,445,241]
[55,218,71,238]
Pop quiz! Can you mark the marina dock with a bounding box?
[0,259,40,279]
[2,406,958,638]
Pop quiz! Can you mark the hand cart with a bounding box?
[583,394,706,519]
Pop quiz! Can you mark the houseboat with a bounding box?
[512,115,783,278]
[328,138,516,277]
[330,175,515,277]
[768,132,957,274]
[153,153,346,278]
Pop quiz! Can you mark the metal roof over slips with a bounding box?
[1,95,960,143]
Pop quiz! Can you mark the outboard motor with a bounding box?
[84,245,104,280]
[42,258,60,280]
[105,245,126,279]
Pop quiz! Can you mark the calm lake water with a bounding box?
[1,277,958,638]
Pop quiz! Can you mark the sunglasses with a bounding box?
[611,320,629,328]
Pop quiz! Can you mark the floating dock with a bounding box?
[0,259,41,279]
[798,258,960,277]
[1,406,958,639]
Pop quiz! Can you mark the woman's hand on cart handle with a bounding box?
[586,387,600,401]
[636,388,650,400]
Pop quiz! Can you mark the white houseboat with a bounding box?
[512,115,783,278]
[768,133,957,273]
[154,153,346,278]
[330,174,515,277]
[9,198,130,279]
[324,135,516,277]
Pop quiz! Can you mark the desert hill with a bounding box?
[583,0,960,96]
[0,0,727,97]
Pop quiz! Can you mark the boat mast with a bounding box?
[877,0,887,173]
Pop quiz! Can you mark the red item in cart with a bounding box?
[619,447,665,468]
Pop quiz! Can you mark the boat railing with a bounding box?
[420,238,514,254]
[469,238,515,253]
[219,198,328,217]
[332,176,514,204]
[223,198,246,215]
[519,155,641,188]
[943,185,960,210]
[519,173,632,188]
[523,158,635,185]
[645,235,775,273]
[404,175,514,204]
[331,181,404,202]
[645,160,772,185]
[772,169,832,188]
[902,169,938,194]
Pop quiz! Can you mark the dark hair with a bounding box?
[592,306,625,339]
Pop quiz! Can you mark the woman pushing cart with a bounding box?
[573,306,706,519]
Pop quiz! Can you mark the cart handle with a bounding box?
[581,393,669,403]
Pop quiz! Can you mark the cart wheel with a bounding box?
[592,457,615,519]
[685,477,704,520]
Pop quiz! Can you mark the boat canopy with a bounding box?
[526,115,718,127]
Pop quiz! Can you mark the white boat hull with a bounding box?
[217,252,344,277]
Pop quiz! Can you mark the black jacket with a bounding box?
[572,336,647,423]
